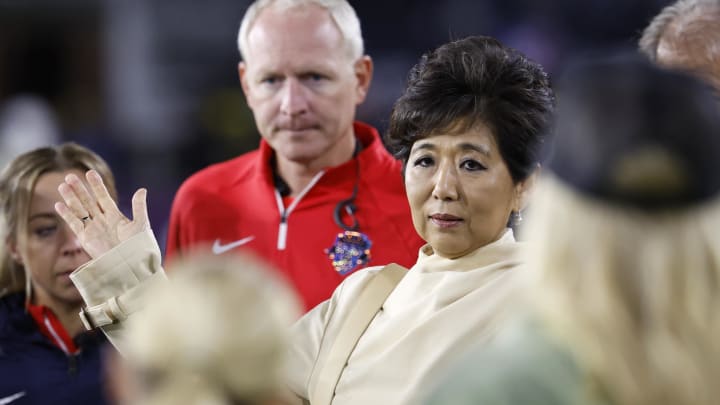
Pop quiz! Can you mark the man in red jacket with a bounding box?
[165,0,424,311]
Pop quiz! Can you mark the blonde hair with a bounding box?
[237,0,364,61]
[124,252,300,405]
[639,0,720,65]
[0,142,117,296]
[523,175,720,405]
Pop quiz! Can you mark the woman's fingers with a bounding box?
[65,173,102,219]
[86,170,120,216]
[131,188,150,228]
[57,181,91,220]
[54,200,85,238]
[56,171,150,255]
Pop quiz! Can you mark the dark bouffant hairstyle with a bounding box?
[385,36,555,182]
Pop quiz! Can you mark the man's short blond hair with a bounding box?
[237,0,364,61]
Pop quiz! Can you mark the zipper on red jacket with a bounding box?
[274,170,325,250]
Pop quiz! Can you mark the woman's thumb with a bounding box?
[131,188,150,229]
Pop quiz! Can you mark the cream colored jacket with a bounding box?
[69,229,523,404]
[288,230,524,404]
[69,230,169,354]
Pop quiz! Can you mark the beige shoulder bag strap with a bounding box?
[309,263,407,405]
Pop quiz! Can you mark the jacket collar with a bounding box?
[253,121,383,188]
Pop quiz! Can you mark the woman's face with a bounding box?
[405,123,527,258]
[9,170,91,308]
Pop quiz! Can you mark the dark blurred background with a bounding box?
[0,0,672,247]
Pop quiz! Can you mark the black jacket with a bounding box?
[0,292,110,404]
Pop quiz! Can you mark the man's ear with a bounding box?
[515,165,541,211]
[353,55,373,104]
[238,62,252,108]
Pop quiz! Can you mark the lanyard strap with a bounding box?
[309,263,407,405]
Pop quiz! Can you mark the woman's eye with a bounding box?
[412,156,434,168]
[33,225,58,238]
[460,159,486,171]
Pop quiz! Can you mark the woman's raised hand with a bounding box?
[54,170,150,259]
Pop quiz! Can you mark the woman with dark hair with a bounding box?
[284,36,554,405]
[0,143,117,404]
[53,35,554,405]
[424,55,720,405]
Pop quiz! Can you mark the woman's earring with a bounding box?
[24,272,32,306]
[512,210,523,226]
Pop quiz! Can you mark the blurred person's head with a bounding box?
[0,143,116,312]
[236,0,372,171]
[639,0,720,90]
[525,54,720,405]
[113,252,300,405]
[385,36,554,257]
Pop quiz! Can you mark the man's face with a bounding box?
[239,5,372,168]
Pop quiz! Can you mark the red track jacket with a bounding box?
[166,122,424,311]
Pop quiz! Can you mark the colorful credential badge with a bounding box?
[325,231,372,275]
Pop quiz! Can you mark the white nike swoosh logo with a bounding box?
[0,392,26,405]
[212,236,255,255]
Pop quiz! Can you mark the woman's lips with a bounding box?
[56,270,75,279]
[429,213,463,228]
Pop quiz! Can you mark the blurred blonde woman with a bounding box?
[112,252,301,405]
[424,55,720,405]
[0,143,116,403]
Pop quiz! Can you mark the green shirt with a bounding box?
[423,320,610,405]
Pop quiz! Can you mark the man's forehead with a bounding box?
[245,57,344,75]
[245,4,345,54]
[249,4,336,42]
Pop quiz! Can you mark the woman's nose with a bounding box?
[60,226,85,256]
[432,164,460,201]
